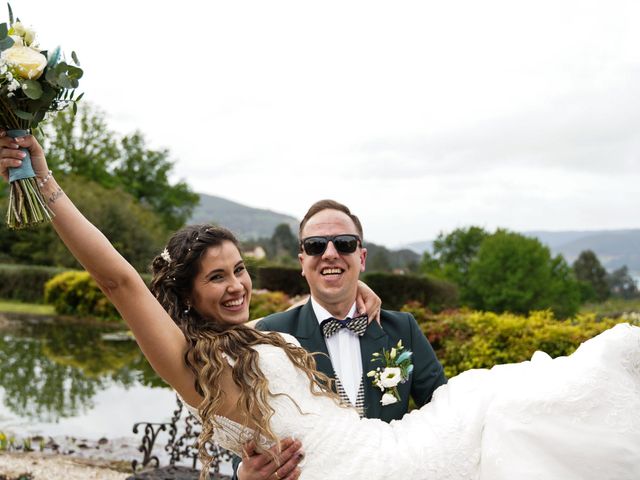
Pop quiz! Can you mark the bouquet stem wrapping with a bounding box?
[5,129,53,229]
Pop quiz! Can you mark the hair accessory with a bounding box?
[160,248,172,263]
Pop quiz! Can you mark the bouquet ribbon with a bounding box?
[6,129,36,182]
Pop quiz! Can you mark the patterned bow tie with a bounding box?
[320,315,369,338]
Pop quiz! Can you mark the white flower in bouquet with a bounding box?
[2,44,46,79]
[381,393,398,406]
[10,21,35,46]
[379,367,402,388]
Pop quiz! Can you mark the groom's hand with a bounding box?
[239,437,303,480]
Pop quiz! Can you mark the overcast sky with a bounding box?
[13,0,640,247]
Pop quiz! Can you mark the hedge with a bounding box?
[256,266,309,296]
[0,263,67,303]
[362,272,458,311]
[403,302,638,377]
[252,267,460,311]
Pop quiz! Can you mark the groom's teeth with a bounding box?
[223,298,243,307]
[322,268,342,275]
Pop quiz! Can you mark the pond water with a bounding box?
[0,313,232,473]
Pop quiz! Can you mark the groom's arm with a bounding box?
[405,313,447,407]
[231,435,303,480]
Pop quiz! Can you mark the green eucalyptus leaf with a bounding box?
[22,80,43,100]
[0,22,8,38]
[54,61,68,75]
[72,101,77,115]
[66,65,83,80]
[15,110,34,120]
[45,67,58,86]
[57,73,74,89]
[71,51,80,66]
[0,34,13,51]
[7,4,13,25]
[75,92,84,102]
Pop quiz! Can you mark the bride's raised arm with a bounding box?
[0,133,200,405]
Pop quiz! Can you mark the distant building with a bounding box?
[245,246,266,259]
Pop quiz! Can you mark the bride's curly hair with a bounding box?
[150,224,338,478]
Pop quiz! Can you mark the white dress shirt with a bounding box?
[311,298,363,406]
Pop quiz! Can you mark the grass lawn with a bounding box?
[0,300,55,315]
[580,297,640,315]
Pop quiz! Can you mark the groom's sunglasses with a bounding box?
[300,234,361,256]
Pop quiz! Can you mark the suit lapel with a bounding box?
[359,321,390,419]
[294,301,334,380]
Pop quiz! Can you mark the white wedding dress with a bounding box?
[187,323,640,480]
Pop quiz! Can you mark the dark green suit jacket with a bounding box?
[231,300,447,478]
[256,300,447,420]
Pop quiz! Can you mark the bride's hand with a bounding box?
[356,280,382,325]
[0,131,49,182]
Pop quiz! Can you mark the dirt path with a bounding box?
[0,452,130,480]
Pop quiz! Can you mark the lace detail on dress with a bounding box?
[211,415,274,457]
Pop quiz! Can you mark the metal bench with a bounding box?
[128,395,233,480]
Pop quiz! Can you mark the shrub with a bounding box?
[362,273,458,311]
[0,263,66,303]
[44,271,120,321]
[256,266,309,296]
[403,302,634,378]
[250,290,293,320]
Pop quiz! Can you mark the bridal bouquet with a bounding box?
[0,5,83,229]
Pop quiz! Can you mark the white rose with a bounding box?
[2,45,47,79]
[381,393,398,406]
[379,367,402,388]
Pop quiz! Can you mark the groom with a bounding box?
[233,200,447,480]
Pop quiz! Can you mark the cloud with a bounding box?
[352,70,640,180]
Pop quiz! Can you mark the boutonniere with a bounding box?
[366,340,413,406]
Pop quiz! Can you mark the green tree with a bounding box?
[607,266,640,299]
[39,103,199,231]
[547,255,583,318]
[466,230,580,317]
[419,226,489,301]
[269,223,299,260]
[572,250,610,302]
[419,250,441,276]
[113,132,198,231]
[38,103,119,186]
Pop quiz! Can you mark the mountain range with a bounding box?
[189,193,298,240]
[191,193,639,276]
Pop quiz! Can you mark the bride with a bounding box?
[2,134,639,480]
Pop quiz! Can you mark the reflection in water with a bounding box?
[0,316,165,423]
[0,315,233,472]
